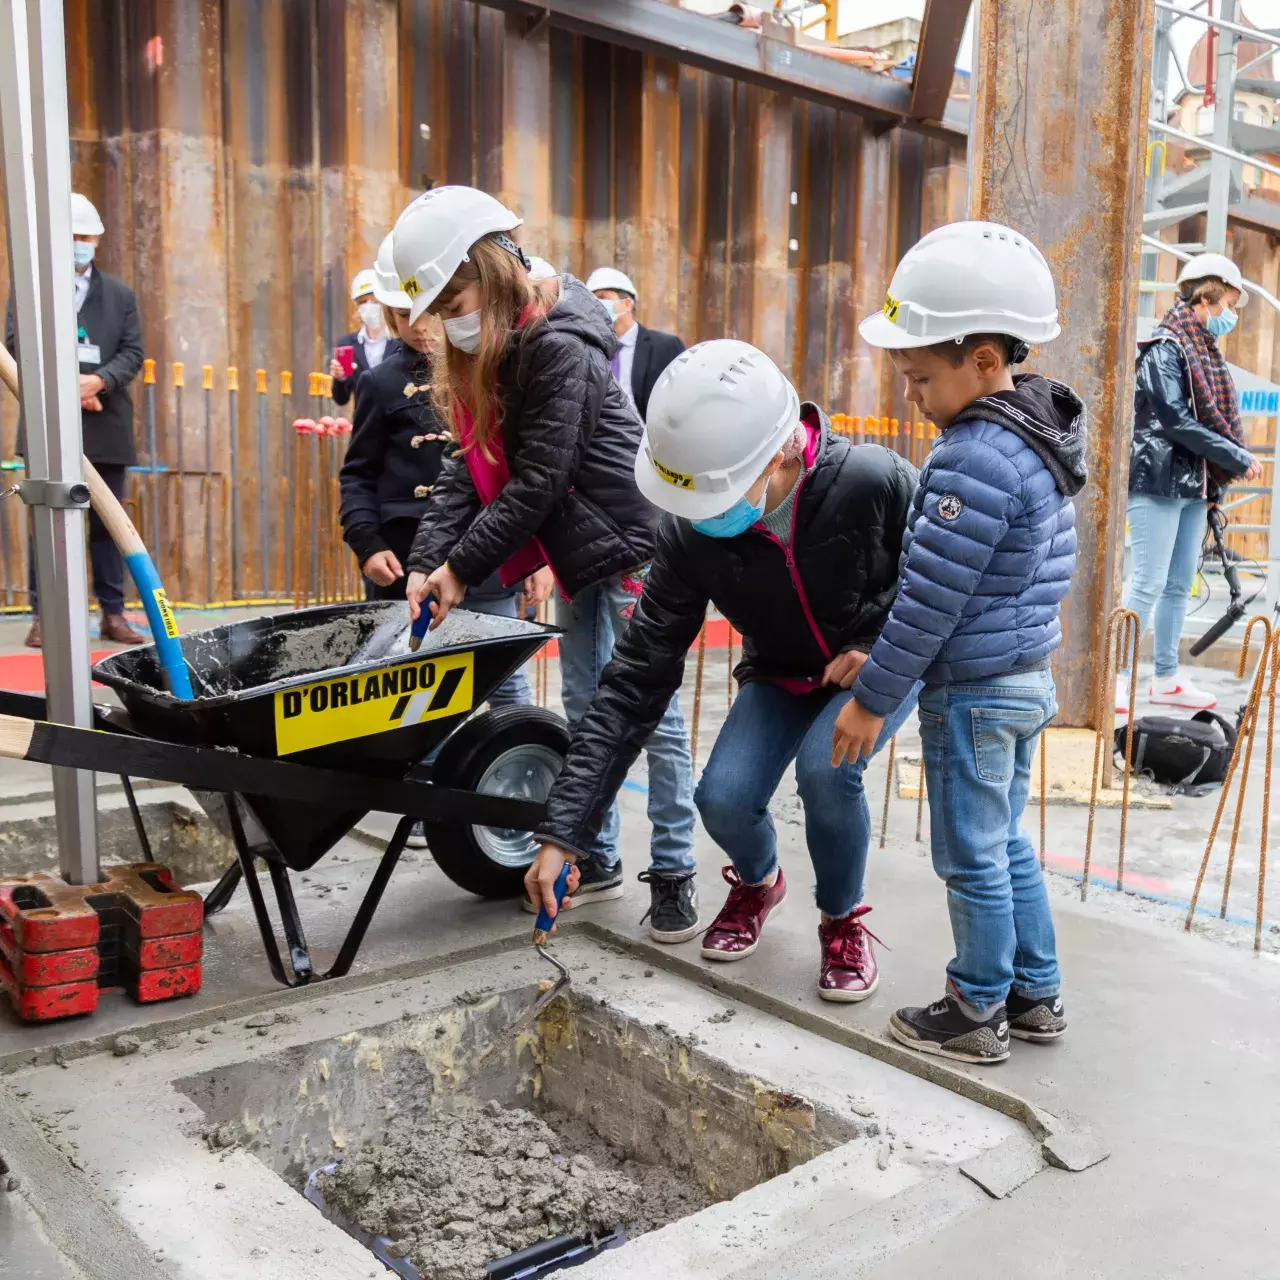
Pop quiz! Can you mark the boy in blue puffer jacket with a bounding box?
[831,222,1086,1065]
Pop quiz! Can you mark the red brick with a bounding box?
[130,931,203,970]
[0,950,97,1021]
[0,923,99,987]
[134,962,201,1003]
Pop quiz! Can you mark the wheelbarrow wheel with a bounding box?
[425,704,570,898]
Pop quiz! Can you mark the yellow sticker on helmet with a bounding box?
[883,293,900,322]
[403,277,420,298]
[652,457,694,490]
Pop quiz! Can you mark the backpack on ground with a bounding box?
[1114,709,1239,794]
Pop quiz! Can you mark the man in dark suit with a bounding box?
[586,267,685,421]
[328,268,397,407]
[5,193,145,648]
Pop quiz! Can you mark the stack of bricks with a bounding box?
[0,864,203,1021]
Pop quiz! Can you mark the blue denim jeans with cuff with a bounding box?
[556,572,696,874]
[694,682,918,917]
[918,667,1061,1010]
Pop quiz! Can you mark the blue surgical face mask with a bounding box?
[73,241,95,269]
[599,297,619,323]
[691,493,766,539]
[1205,305,1237,338]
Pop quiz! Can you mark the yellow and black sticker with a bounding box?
[152,588,179,639]
[651,456,694,490]
[403,276,420,298]
[883,293,900,323]
[274,652,474,755]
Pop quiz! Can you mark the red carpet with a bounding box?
[0,650,114,693]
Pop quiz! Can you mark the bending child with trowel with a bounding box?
[525,340,918,1004]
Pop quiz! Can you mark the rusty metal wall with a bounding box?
[0,0,967,606]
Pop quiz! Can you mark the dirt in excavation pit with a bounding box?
[317,1099,713,1280]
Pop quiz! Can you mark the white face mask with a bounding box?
[357,301,383,331]
[443,309,482,354]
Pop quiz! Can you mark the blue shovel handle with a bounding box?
[533,864,572,943]
[408,595,433,651]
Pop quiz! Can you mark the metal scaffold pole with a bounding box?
[1205,0,1240,252]
[0,0,99,881]
[969,0,1157,729]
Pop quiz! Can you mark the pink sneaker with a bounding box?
[817,905,882,1003]
[700,865,787,961]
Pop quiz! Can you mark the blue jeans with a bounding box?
[556,573,696,874]
[694,682,918,917]
[1122,493,1208,679]
[466,591,532,707]
[918,668,1061,1010]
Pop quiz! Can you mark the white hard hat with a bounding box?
[350,268,378,302]
[372,233,411,309]
[859,220,1060,350]
[1176,252,1249,307]
[70,192,104,237]
[392,186,522,323]
[527,256,558,281]
[636,340,800,521]
[586,267,637,298]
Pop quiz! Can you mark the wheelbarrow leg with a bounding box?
[324,816,415,980]
[266,857,313,982]
[120,776,154,863]
[203,860,243,916]
[225,797,307,988]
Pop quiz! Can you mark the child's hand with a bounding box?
[524,843,581,926]
[831,698,885,767]
[362,549,403,586]
[423,562,467,629]
[524,566,555,608]
[822,650,868,688]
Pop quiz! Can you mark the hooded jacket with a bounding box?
[852,374,1085,718]
[535,409,917,859]
[405,276,657,598]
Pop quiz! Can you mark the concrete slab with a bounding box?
[2,939,1021,1279]
[0,640,1277,1275]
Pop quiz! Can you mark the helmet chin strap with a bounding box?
[954,335,1031,364]
[493,233,531,270]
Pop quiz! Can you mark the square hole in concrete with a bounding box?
[176,983,866,1278]
[8,938,1024,1279]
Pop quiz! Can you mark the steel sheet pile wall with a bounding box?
[0,0,966,604]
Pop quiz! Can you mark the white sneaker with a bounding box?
[1148,672,1217,710]
[1114,676,1130,716]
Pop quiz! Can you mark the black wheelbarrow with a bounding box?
[0,602,566,988]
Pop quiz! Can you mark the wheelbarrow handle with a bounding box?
[532,864,572,944]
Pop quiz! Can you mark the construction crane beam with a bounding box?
[470,0,969,139]
[910,0,972,121]
[969,0,1157,729]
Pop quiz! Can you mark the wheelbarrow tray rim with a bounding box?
[90,603,561,711]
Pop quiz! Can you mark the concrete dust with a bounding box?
[317,1098,711,1280]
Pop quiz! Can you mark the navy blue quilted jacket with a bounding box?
[852,375,1086,718]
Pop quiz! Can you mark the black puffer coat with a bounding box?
[536,409,918,858]
[405,277,656,597]
[1130,335,1253,501]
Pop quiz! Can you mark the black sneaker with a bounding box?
[889,990,1010,1065]
[1006,990,1067,1042]
[637,870,700,943]
[521,858,625,914]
